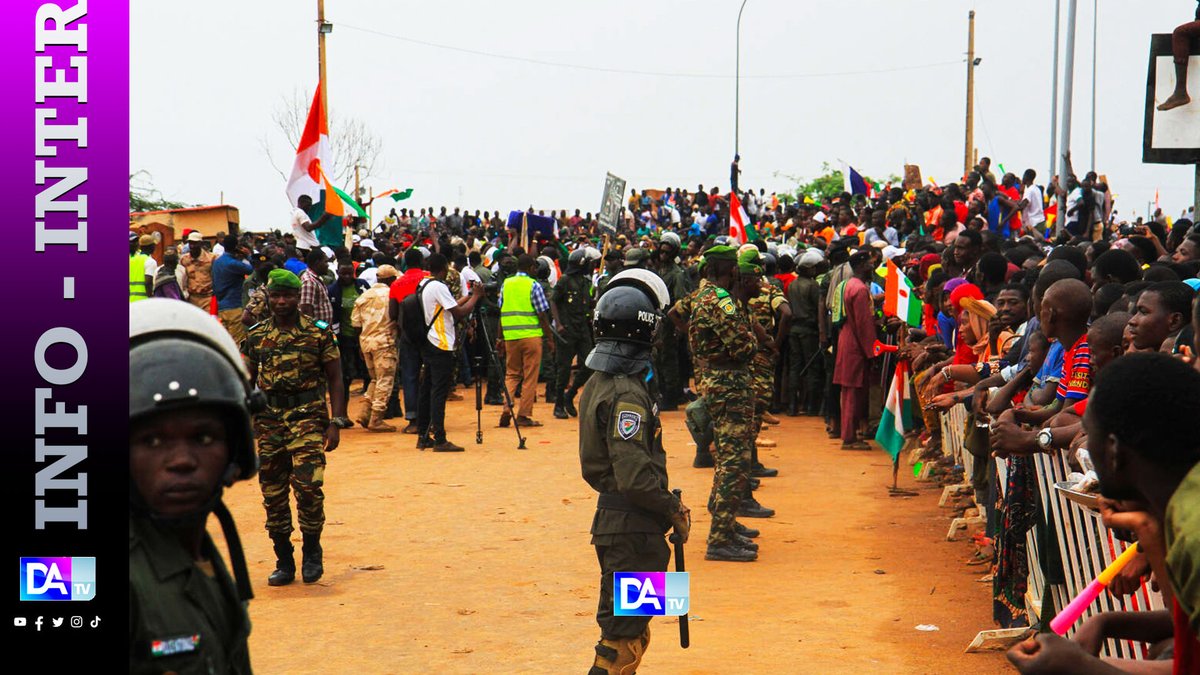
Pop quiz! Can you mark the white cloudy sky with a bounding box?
[131,0,1195,230]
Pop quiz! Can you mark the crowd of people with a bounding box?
[129,147,1200,671]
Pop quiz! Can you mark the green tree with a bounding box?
[780,163,900,203]
[130,171,191,212]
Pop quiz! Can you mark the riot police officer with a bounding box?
[552,248,596,419]
[579,269,690,675]
[129,299,257,674]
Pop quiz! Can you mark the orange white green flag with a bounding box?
[285,83,365,219]
[883,259,922,327]
[874,360,913,460]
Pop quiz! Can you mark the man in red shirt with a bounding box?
[388,248,430,432]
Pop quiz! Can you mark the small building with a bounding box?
[129,205,240,264]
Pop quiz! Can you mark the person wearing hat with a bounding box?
[786,248,826,416]
[180,231,216,312]
[352,264,401,432]
[622,247,651,270]
[578,269,690,675]
[130,233,158,302]
[241,268,347,585]
[595,248,623,296]
[740,249,784,496]
[130,299,256,674]
[689,245,767,562]
[240,253,276,328]
[653,232,692,410]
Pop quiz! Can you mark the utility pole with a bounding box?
[1056,0,1079,238]
[1049,0,1061,183]
[317,0,329,117]
[964,10,976,178]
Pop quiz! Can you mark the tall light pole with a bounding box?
[1090,0,1097,171]
[1056,0,1079,237]
[964,10,976,178]
[1049,0,1060,183]
[735,0,749,157]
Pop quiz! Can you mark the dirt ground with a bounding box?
[214,390,1012,674]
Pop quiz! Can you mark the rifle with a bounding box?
[668,488,690,649]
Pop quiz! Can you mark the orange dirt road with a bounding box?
[215,392,1011,674]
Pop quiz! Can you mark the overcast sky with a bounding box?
[131,0,1195,230]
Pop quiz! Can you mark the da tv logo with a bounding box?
[19,557,96,601]
[613,572,689,616]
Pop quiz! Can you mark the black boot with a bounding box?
[301,532,324,583]
[267,533,295,586]
[734,521,760,538]
[692,442,714,468]
[553,403,568,419]
[563,388,579,417]
[737,495,775,518]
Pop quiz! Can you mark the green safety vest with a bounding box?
[500,274,542,340]
[130,253,150,302]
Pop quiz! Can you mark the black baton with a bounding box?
[668,488,690,648]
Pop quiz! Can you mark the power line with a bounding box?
[338,23,961,80]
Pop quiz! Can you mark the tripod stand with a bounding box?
[471,300,526,449]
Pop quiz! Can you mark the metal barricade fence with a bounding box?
[937,410,1163,659]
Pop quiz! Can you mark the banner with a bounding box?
[598,172,627,233]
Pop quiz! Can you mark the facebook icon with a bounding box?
[19,557,96,601]
[613,572,689,616]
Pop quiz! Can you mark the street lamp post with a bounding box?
[735,0,749,157]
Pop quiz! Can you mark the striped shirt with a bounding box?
[1056,334,1091,402]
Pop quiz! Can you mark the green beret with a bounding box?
[738,248,763,275]
[703,245,737,261]
[266,268,301,290]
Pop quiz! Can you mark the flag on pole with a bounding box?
[286,83,334,211]
[729,191,754,244]
[839,160,870,196]
[875,360,914,460]
[883,259,923,327]
[313,163,367,219]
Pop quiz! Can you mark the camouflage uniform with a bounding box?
[243,285,271,326]
[351,283,397,418]
[747,282,786,418]
[242,314,339,537]
[551,271,595,402]
[687,284,756,547]
[672,278,711,394]
[654,261,692,407]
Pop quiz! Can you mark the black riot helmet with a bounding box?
[566,248,589,274]
[129,299,262,601]
[586,269,670,375]
[130,299,262,490]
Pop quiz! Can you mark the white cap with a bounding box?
[361,238,376,251]
[321,246,335,260]
[882,245,906,261]
[799,249,824,268]
[813,212,828,223]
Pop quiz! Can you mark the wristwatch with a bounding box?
[1035,427,1054,450]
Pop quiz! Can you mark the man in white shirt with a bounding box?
[291,195,324,253]
[1019,169,1046,235]
[415,253,484,452]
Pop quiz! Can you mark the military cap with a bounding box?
[703,245,738,261]
[138,234,156,247]
[266,269,301,290]
[623,247,651,267]
[376,264,399,279]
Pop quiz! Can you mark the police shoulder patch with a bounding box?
[612,401,646,442]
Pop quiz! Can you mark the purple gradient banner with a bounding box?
[2,0,127,665]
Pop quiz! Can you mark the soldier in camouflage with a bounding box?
[687,245,770,562]
[738,248,789,517]
[241,268,347,586]
[552,248,596,419]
